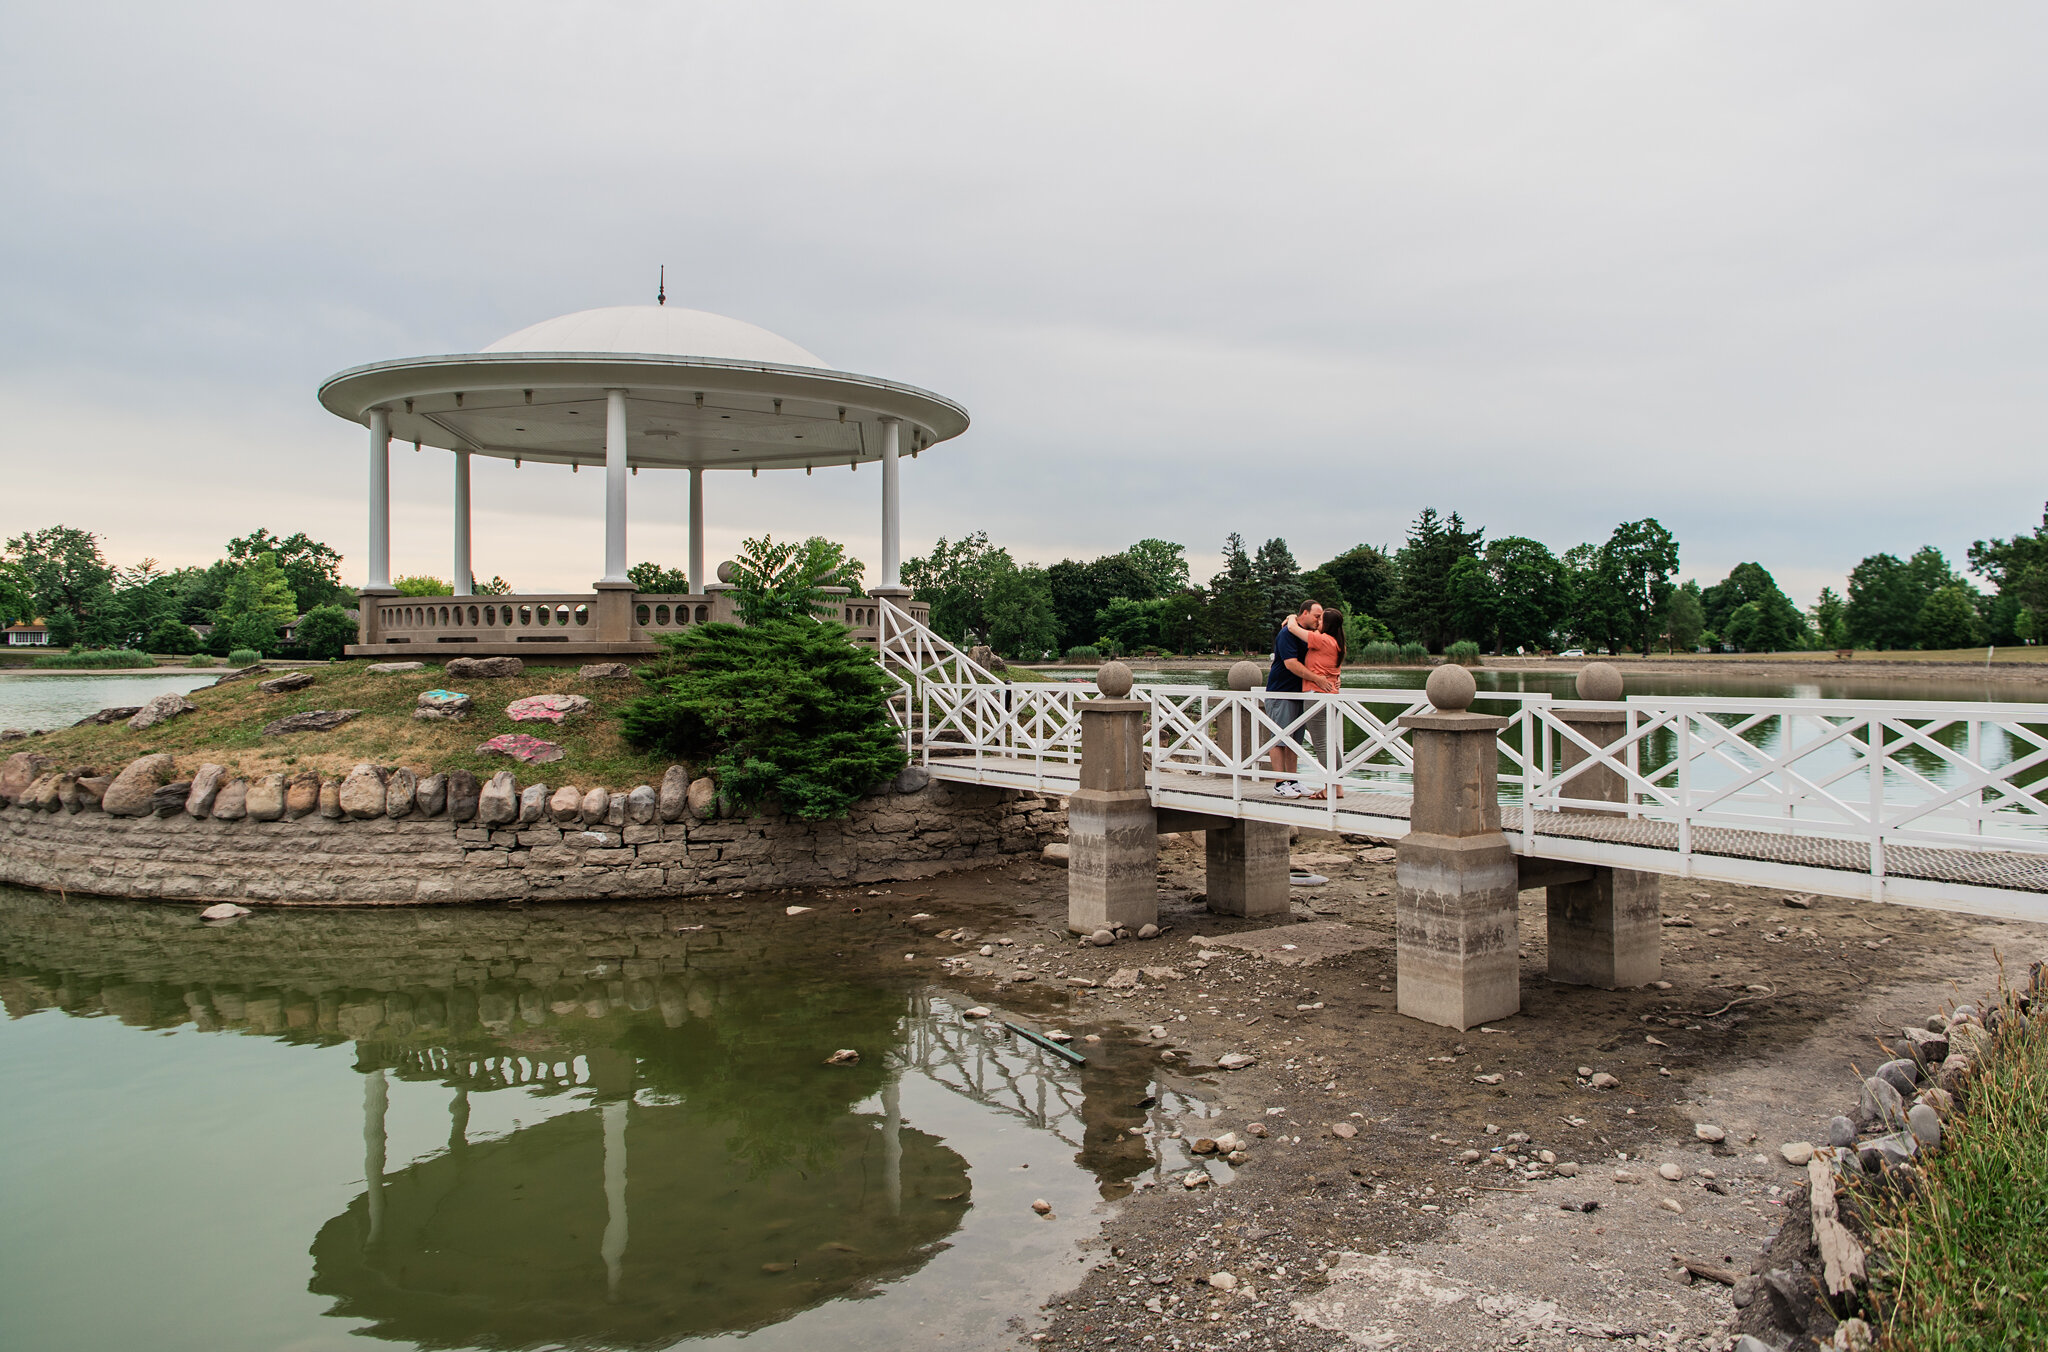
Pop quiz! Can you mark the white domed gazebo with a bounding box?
[317,303,968,654]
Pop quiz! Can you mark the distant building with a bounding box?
[4,619,51,647]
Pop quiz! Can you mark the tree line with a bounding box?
[902,502,2048,659]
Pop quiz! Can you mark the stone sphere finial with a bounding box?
[1096,661,1134,698]
[715,560,736,584]
[1227,660,1262,692]
[1575,661,1624,702]
[1425,662,1477,712]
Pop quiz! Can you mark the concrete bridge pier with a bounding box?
[1394,666,1521,1030]
[1067,689,1160,934]
[1545,664,1661,989]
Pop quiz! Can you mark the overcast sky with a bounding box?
[4,3,2043,606]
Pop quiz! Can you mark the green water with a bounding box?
[0,671,218,732]
[0,892,1203,1351]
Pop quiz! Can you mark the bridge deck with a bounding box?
[928,754,2048,922]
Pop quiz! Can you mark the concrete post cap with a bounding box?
[1575,662,1624,701]
[716,560,736,584]
[1425,663,1477,712]
[1227,660,1262,691]
[1096,660,1134,698]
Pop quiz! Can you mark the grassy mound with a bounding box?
[21,661,678,786]
[1864,1007,2048,1349]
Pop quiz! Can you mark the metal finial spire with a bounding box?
[657,265,666,306]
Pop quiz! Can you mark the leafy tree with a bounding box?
[1969,502,2048,643]
[4,525,114,634]
[226,530,349,611]
[1844,550,1969,650]
[1296,567,1348,617]
[1479,536,1567,654]
[1446,555,1496,651]
[1560,542,1624,653]
[628,562,693,594]
[1724,590,1805,652]
[1663,581,1706,652]
[904,532,1017,643]
[222,610,282,657]
[1122,539,1191,597]
[1253,538,1305,639]
[393,575,453,596]
[618,619,906,820]
[1603,518,1680,656]
[1917,584,1985,650]
[0,559,35,626]
[1701,563,1781,636]
[729,535,863,625]
[985,565,1060,658]
[1206,534,1265,655]
[1321,544,1396,624]
[474,575,514,595]
[1810,587,1847,649]
[1391,508,1482,652]
[294,605,358,660]
[218,551,300,629]
[144,620,202,656]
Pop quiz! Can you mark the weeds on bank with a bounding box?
[1863,1004,2048,1351]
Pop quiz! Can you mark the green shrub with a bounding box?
[226,648,264,667]
[1398,642,1429,665]
[187,653,220,668]
[294,604,357,660]
[618,619,906,820]
[1064,645,1102,663]
[145,621,202,656]
[31,648,153,669]
[1357,641,1401,666]
[1446,640,1483,666]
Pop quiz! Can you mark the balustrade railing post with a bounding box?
[1394,665,1520,1029]
[1066,661,1159,935]
[1545,663,1662,989]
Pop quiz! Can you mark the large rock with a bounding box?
[446,656,525,679]
[365,661,425,674]
[385,767,418,817]
[477,771,519,826]
[73,706,142,727]
[257,671,317,694]
[475,733,564,764]
[127,694,196,731]
[415,690,472,720]
[102,754,177,816]
[212,777,250,821]
[518,783,549,824]
[338,764,388,820]
[53,774,82,812]
[152,780,193,816]
[627,784,658,824]
[185,763,228,817]
[659,765,690,822]
[22,772,60,812]
[579,662,633,680]
[550,784,584,823]
[580,787,610,825]
[415,773,447,817]
[506,693,591,723]
[1,751,51,804]
[687,776,718,820]
[262,709,360,736]
[318,778,343,819]
[77,775,111,808]
[446,770,480,822]
[245,774,286,822]
[894,766,931,794]
[285,772,321,819]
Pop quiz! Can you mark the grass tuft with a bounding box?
[30,648,155,669]
[1861,1004,2048,1350]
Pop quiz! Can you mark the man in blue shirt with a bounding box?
[1266,599,1322,797]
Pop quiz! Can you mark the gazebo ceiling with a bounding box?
[317,306,968,471]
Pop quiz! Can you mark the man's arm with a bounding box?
[1284,656,1313,683]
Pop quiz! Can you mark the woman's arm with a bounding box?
[1284,612,1314,642]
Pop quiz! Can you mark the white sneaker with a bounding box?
[1274,781,1303,798]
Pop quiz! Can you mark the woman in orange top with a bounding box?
[1286,608,1347,799]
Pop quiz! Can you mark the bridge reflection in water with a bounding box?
[0,892,1199,1350]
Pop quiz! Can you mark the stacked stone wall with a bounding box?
[0,781,1064,905]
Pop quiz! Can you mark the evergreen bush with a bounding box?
[294,604,357,660]
[618,618,907,820]
[30,648,153,669]
[226,648,264,667]
[144,621,202,656]
[1063,645,1102,663]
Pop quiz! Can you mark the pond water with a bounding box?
[0,671,219,733]
[0,891,1212,1351]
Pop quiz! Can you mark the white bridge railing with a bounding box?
[905,667,2048,885]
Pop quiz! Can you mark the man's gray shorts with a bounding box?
[1264,696,1304,734]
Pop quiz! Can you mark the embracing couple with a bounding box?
[1265,598,1347,800]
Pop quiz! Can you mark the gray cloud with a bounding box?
[4,3,2043,602]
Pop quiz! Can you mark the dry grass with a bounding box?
[24,662,685,788]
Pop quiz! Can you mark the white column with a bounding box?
[604,389,629,583]
[453,448,473,596]
[880,417,902,588]
[600,1099,629,1299]
[882,1073,902,1217]
[368,408,392,589]
[688,467,705,594]
[363,1068,388,1246]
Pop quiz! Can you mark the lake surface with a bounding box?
[0,891,1212,1351]
[0,672,218,732]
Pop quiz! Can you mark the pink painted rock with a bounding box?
[505,694,591,724]
[476,733,565,765]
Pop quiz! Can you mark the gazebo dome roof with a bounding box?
[484,305,827,369]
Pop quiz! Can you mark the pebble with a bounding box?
[1208,1271,1238,1292]
[1613,1169,1638,1184]
[1695,1123,1726,1143]
[1245,1122,1269,1138]
[1182,1171,1210,1189]
[785,905,814,916]
[1089,928,1116,946]
[1538,1150,1557,1165]
[1218,1052,1256,1070]
[823,1049,860,1065]
[1577,1065,1594,1077]
[1827,1115,1857,1148]
[1031,1199,1052,1215]
[1473,1073,1504,1085]
[1137,923,1160,939]
[1589,1073,1620,1090]
[1907,1103,1943,1149]
[1657,1162,1684,1181]
[1065,976,1097,988]
[1457,1150,1482,1164]
[1875,1058,1920,1096]
[1554,1162,1580,1177]
[1780,1142,1815,1166]
[199,903,252,921]
[1660,1198,1684,1214]
[963,1007,992,1019]
[1331,1122,1358,1139]
[980,945,995,957]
